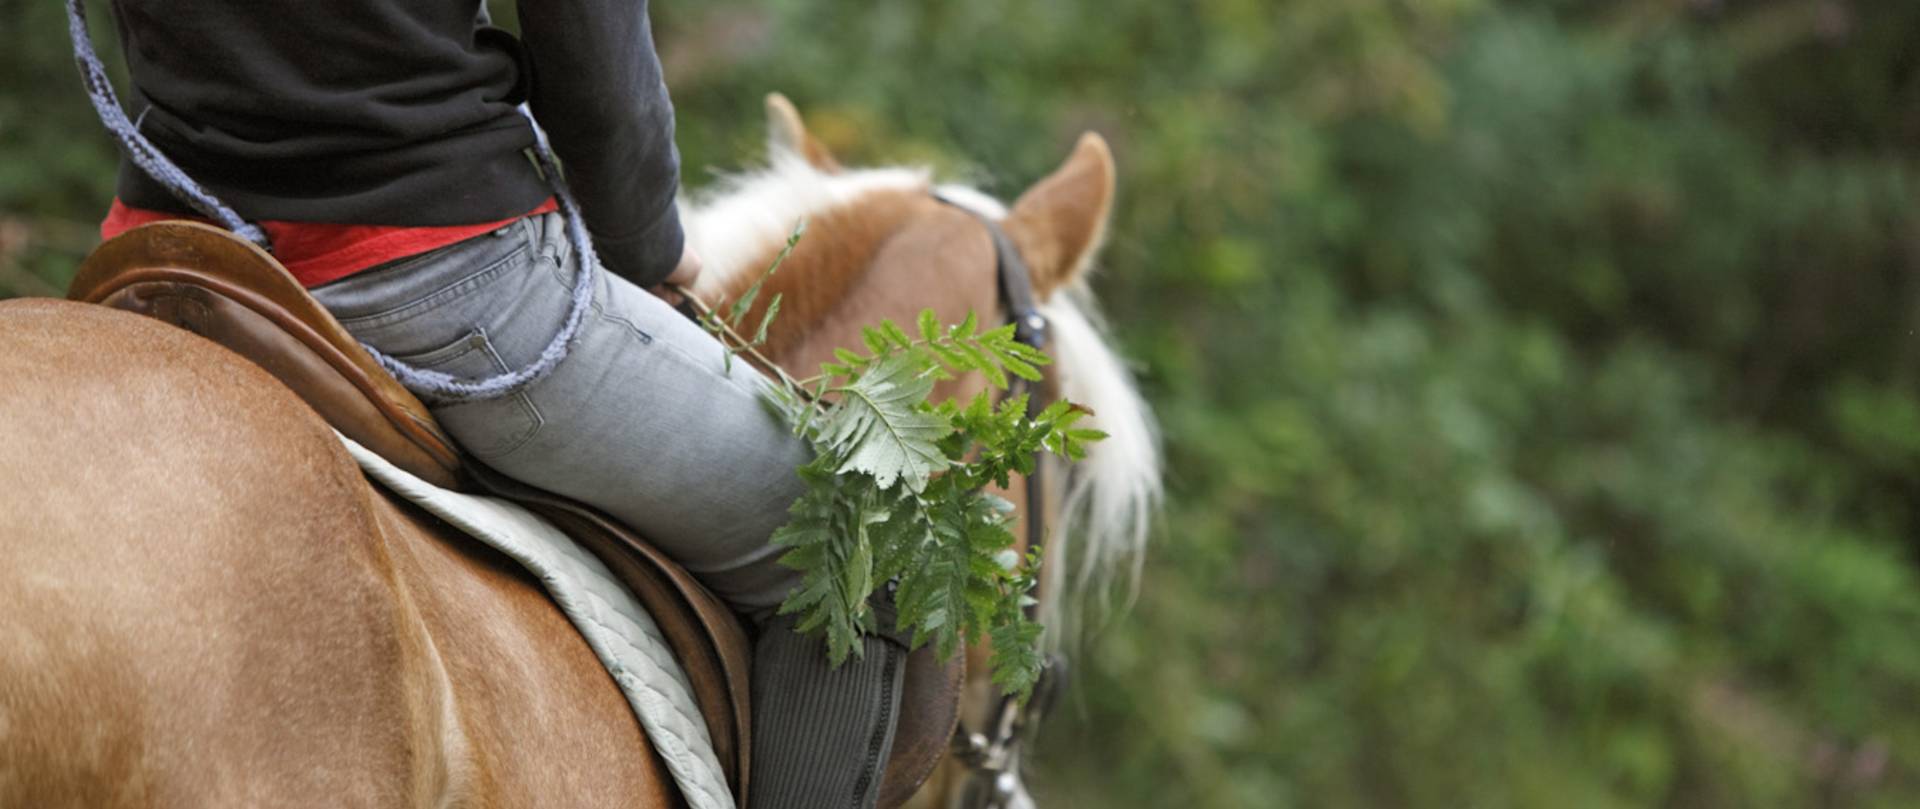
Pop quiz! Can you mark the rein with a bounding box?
[936,196,1069,809]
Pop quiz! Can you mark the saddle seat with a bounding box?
[69,220,961,809]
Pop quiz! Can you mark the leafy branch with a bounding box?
[680,229,1104,698]
[685,222,805,389]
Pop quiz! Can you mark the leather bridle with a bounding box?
[936,196,1069,809]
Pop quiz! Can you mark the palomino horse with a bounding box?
[0,97,1159,808]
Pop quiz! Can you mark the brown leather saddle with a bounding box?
[69,220,961,808]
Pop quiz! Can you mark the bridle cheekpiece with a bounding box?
[934,193,1067,809]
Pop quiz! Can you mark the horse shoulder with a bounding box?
[0,300,676,808]
[367,489,680,807]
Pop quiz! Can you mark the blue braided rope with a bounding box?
[65,0,268,247]
[359,107,602,403]
[67,0,599,404]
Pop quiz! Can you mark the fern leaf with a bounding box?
[817,354,951,491]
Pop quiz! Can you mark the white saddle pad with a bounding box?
[339,435,735,809]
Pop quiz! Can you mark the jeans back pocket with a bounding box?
[396,327,544,460]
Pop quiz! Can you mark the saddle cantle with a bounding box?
[69,220,962,808]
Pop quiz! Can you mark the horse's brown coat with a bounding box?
[0,300,675,808]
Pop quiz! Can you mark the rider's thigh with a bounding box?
[495,214,808,612]
[313,213,807,612]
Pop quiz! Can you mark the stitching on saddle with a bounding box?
[574,603,726,807]
[579,592,695,696]
[579,588,672,653]
[573,589,704,713]
[511,540,728,807]
[529,534,723,801]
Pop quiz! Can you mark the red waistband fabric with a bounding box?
[101,197,559,288]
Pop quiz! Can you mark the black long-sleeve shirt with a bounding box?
[106,0,684,286]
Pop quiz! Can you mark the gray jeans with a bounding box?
[313,212,807,612]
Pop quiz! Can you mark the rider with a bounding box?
[90,0,907,806]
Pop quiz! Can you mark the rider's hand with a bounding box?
[649,243,703,306]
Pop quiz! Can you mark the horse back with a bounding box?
[0,299,675,808]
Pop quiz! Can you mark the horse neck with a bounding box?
[701,188,1003,386]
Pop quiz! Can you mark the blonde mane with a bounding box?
[682,153,932,295]
[680,147,1162,647]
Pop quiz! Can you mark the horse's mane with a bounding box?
[681,149,1162,646]
[682,153,932,295]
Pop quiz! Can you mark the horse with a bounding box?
[0,96,1160,809]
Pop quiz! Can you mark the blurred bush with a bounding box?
[7,0,1920,806]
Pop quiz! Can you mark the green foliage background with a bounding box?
[7,0,1920,806]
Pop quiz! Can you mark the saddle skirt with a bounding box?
[69,220,962,809]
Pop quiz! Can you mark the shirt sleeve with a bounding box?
[516,0,685,288]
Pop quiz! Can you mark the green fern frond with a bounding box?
[699,268,1100,697]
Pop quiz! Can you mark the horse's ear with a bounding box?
[1004,132,1115,298]
[766,93,843,173]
